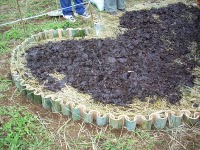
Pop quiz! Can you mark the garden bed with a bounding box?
[25,3,200,105]
[11,2,200,130]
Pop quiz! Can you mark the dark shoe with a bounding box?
[118,9,126,12]
[108,11,117,15]
[79,12,91,19]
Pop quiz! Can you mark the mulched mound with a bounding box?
[26,3,200,106]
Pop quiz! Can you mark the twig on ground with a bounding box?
[9,88,18,101]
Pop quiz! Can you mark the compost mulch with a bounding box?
[26,3,200,106]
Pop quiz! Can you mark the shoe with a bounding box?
[63,15,76,22]
[108,11,117,15]
[79,12,91,19]
[118,9,126,12]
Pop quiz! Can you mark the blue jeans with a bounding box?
[60,0,85,16]
[105,0,125,12]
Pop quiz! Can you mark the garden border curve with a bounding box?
[10,28,200,131]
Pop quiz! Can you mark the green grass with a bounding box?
[0,76,12,99]
[58,122,156,150]
[26,19,85,33]
[0,0,92,54]
[96,129,155,150]
[0,76,12,93]
[0,41,9,54]
[1,19,84,42]
[0,76,57,149]
[3,26,25,41]
[0,105,57,150]
[0,0,57,23]
[0,17,90,54]
[100,135,135,150]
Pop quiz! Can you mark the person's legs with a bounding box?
[117,0,125,10]
[105,0,117,13]
[74,0,90,18]
[60,0,73,16]
[74,0,85,15]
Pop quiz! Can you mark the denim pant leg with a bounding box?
[104,0,117,13]
[117,0,125,10]
[74,0,85,15]
[60,0,73,16]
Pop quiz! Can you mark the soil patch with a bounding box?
[25,3,200,106]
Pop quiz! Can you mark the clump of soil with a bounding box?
[25,3,200,106]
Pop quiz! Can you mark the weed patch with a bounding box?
[0,105,57,149]
[0,77,12,93]
[0,41,9,54]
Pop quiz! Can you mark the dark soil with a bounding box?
[25,3,200,106]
